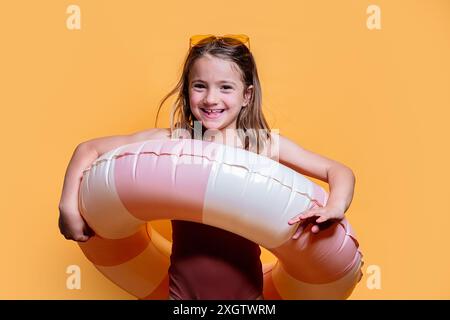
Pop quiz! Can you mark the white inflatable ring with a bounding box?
[78,139,363,299]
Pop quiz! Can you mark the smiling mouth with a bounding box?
[201,108,225,114]
[200,108,225,119]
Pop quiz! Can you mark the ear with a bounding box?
[243,85,254,107]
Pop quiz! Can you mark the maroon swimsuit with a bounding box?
[168,220,263,300]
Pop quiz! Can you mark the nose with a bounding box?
[203,89,219,106]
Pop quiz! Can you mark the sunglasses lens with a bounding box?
[190,34,215,46]
[190,34,250,49]
[225,34,248,44]
[222,34,248,46]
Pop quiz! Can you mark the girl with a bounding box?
[58,34,356,300]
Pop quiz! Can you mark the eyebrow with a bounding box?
[191,79,237,86]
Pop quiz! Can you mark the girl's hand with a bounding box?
[58,204,95,242]
[288,205,345,240]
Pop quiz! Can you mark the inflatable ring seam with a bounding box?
[84,150,322,204]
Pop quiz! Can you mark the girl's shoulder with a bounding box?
[242,131,281,162]
[263,131,282,161]
[155,128,173,140]
[128,127,172,142]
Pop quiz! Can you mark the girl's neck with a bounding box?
[195,126,244,149]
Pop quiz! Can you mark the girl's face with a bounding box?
[188,55,253,132]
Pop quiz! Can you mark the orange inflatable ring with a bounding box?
[78,139,363,299]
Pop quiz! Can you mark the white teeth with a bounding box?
[203,109,224,113]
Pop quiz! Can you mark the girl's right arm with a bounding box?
[58,128,170,242]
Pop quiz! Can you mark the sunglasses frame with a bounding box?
[189,34,250,50]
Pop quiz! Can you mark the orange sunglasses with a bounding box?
[189,34,250,50]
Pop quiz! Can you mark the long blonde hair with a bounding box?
[154,37,271,154]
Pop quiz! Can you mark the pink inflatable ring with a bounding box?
[78,138,363,299]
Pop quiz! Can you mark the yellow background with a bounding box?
[1,0,449,299]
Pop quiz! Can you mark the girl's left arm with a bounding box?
[274,133,356,238]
